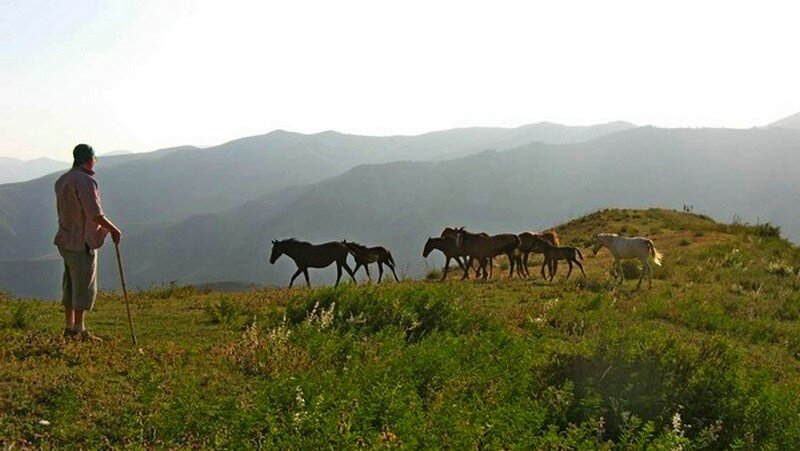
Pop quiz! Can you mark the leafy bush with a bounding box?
[551,331,800,447]
[204,296,240,324]
[767,261,795,277]
[286,285,486,342]
[619,261,641,280]
[425,268,441,280]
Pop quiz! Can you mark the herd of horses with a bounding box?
[269,227,664,289]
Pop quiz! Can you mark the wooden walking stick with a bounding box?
[114,242,138,345]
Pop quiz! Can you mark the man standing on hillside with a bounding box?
[54,144,122,341]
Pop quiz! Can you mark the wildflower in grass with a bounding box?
[672,411,683,436]
[767,261,795,277]
[293,386,307,427]
[306,300,336,329]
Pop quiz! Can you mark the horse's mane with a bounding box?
[344,241,370,252]
[277,238,310,245]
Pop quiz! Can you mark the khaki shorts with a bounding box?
[59,247,98,311]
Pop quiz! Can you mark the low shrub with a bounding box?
[425,268,442,280]
[619,261,641,280]
[204,296,241,325]
[766,261,795,277]
[5,301,37,330]
[286,285,488,343]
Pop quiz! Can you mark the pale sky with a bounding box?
[1,0,799,160]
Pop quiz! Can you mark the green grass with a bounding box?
[2,208,800,448]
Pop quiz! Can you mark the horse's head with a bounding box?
[592,233,614,255]
[532,235,551,251]
[422,238,435,257]
[269,239,284,264]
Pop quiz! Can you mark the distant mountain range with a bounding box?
[99,126,800,293]
[0,157,66,184]
[768,111,800,130]
[0,121,634,261]
[3,117,800,298]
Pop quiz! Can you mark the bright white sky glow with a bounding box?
[1,0,799,160]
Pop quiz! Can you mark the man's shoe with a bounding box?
[76,330,103,342]
[62,328,78,339]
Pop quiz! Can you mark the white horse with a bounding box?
[592,233,663,288]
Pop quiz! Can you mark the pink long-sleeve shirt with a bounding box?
[54,167,108,252]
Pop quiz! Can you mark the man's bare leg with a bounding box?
[74,310,85,332]
[65,309,75,330]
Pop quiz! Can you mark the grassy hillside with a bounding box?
[2,209,800,448]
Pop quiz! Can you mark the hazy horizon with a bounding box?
[2,0,799,160]
[3,118,798,162]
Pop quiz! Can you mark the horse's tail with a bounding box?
[575,248,584,261]
[648,240,663,266]
[386,250,396,267]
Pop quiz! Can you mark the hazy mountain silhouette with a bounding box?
[0,157,66,184]
[768,111,800,130]
[0,122,634,262]
[105,126,800,291]
[5,125,800,299]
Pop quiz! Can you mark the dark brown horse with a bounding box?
[440,226,492,278]
[343,241,399,282]
[269,239,357,287]
[517,230,560,277]
[423,236,474,280]
[533,236,586,281]
[454,228,520,280]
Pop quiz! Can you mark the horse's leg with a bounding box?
[461,257,472,280]
[614,259,623,284]
[387,262,400,282]
[489,257,494,278]
[575,259,586,278]
[643,258,653,289]
[522,257,529,278]
[540,258,548,280]
[364,263,373,282]
[523,252,531,277]
[343,260,357,284]
[303,269,311,287]
[335,263,343,287]
[481,258,490,280]
[377,262,384,283]
[566,259,573,279]
[550,260,558,282]
[507,253,515,278]
[442,257,450,281]
[289,268,304,288]
[636,258,645,289]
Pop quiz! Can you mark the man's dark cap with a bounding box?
[72,144,95,166]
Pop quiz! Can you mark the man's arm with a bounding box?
[93,215,122,244]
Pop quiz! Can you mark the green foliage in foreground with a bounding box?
[3,209,800,448]
[2,281,800,449]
